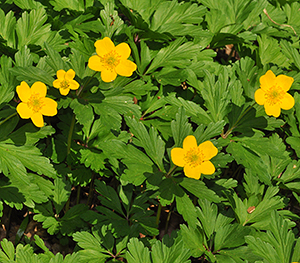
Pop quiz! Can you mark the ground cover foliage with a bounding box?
[0,0,300,262]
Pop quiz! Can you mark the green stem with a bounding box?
[65,197,70,212]
[87,173,96,207]
[76,185,81,205]
[164,202,175,234]
[222,102,256,139]
[156,203,162,226]
[0,112,17,126]
[166,165,177,178]
[77,72,97,97]
[67,114,76,156]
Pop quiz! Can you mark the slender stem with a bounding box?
[222,102,256,139]
[166,165,177,178]
[77,72,97,97]
[65,197,70,212]
[156,202,162,226]
[164,202,175,234]
[67,114,76,155]
[87,173,96,207]
[76,185,81,205]
[0,112,17,126]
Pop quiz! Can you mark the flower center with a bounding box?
[265,86,285,106]
[60,80,69,89]
[100,50,121,71]
[27,93,45,112]
[184,147,204,168]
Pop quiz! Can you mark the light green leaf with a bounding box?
[0,10,16,48]
[73,230,111,263]
[70,98,94,137]
[176,193,198,227]
[53,177,71,214]
[180,224,205,258]
[9,66,54,86]
[179,177,220,203]
[15,8,53,48]
[126,116,165,172]
[146,37,201,74]
[126,238,151,263]
[171,107,192,147]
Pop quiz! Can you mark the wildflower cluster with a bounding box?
[16,37,137,127]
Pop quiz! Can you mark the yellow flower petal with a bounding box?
[254,88,266,105]
[199,161,215,175]
[16,102,33,119]
[31,112,44,127]
[95,37,115,57]
[65,69,75,80]
[171,148,186,167]
[276,74,294,92]
[16,81,31,102]
[101,69,117,82]
[280,93,295,110]
[199,141,218,161]
[31,81,47,98]
[40,98,57,116]
[264,103,281,117]
[59,87,70,96]
[56,69,66,80]
[53,79,61,89]
[115,59,137,77]
[115,42,131,59]
[184,164,201,180]
[260,70,276,91]
[183,135,197,150]
[88,55,106,72]
[69,80,80,90]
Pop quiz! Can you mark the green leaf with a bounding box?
[73,230,111,263]
[145,37,201,74]
[179,177,220,203]
[246,211,296,263]
[166,94,212,125]
[0,10,17,48]
[226,140,271,185]
[9,66,54,86]
[126,116,165,172]
[257,34,289,67]
[151,232,191,263]
[15,7,57,48]
[3,124,55,146]
[214,223,251,251]
[0,238,15,261]
[94,180,124,216]
[227,185,285,227]
[180,224,205,258]
[194,120,225,144]
[176,193,198,227]
[0,56,16,106]
[14,45,33,67]
[49,0,85,11]
[126,238,151,263]
[70,98,94,137]
[171,107,192,147]
[53,177,71,214]
[60,204,88,236]
[79,148,105,173]
[97,139,154,186]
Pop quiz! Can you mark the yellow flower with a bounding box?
[255,70,295,117]
[16,81,57,127]
[88,37,137,82]
[53,69,80,96]
[171,135,218,180]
